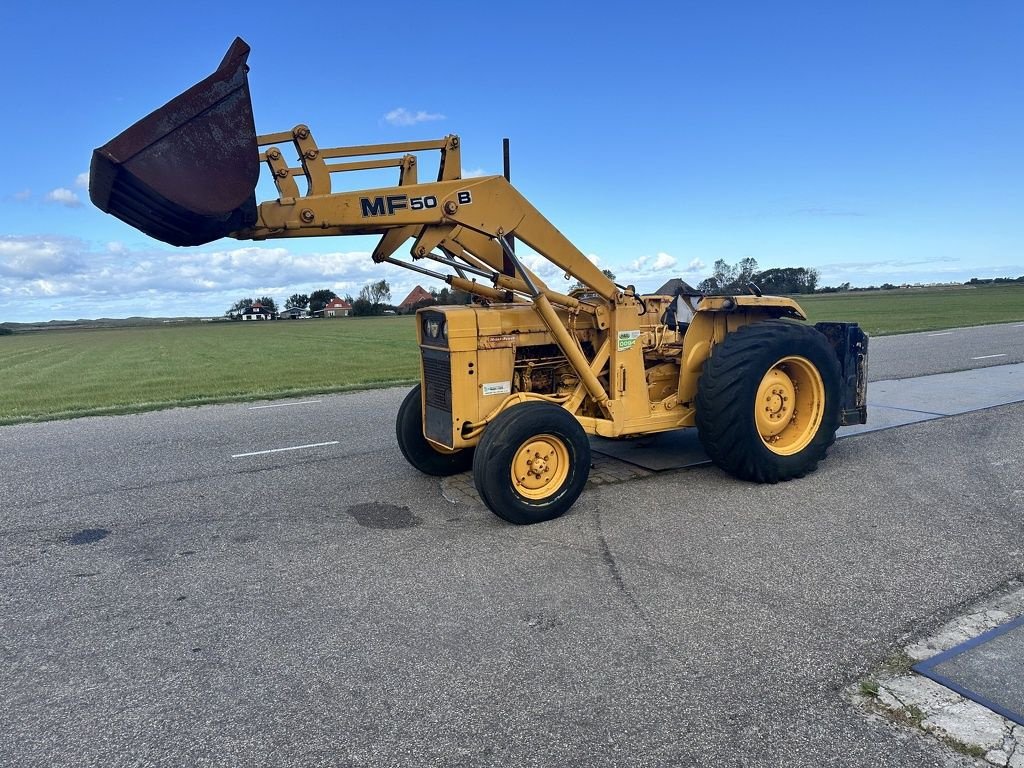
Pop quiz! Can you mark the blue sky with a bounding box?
[1,1,1022,321]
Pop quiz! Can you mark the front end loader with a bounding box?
[91,38,868,525]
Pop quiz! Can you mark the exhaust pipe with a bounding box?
[90,38,260,246]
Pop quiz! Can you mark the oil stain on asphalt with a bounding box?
[62,528,110,545]
[346,503,421,530]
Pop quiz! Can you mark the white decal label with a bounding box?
[617,330,641,351]
[482,381,512,396]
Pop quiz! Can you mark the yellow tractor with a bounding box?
[91,39,867,525]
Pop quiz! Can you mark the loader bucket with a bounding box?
[89,37,259,246]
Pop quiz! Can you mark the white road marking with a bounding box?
[972,354,1007,360]
[928,332,953,337]
[1014,323,1024,328]
[248,400,322,410]
[232,441,339,458]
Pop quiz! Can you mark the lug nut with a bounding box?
[444,201,458,215]
[300,208,315,223]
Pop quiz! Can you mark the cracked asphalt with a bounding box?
[1,322,1023,767]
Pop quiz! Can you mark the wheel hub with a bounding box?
[511,435,570,499]
[757,368,797,438]
[754,356,826,456]
[527,453,549,477]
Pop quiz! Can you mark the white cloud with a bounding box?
[0,236,83,277]
[76,172,90,189]
[14,189,32,201]
[0,234,430,321]
[383,107,446,126]
[687,258,705,272]
[45,188,82,207]
[629,251,677,274]
[652,252,676,270]
[462,168,487,178]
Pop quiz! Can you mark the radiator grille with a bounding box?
[421,348,453,445]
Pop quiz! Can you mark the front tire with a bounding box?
[695,320,841,483]
[396,385,474,476]
[473,402,591,525]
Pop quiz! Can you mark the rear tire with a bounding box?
[473,403,591,525]
[695,320,841,483]
[396,385,474,476]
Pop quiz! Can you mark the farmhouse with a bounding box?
[323,298,352,318]
[242,302,275,320]
[399,285,434,311]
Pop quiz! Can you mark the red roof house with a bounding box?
[323,298,352,317]
[399,285,435,311]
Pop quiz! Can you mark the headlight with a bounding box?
[440,319,448,341]
[424,317,441,339]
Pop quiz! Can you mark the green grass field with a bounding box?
[796,283,1024,335]
[1,283,1022,424]
[0,317,420,424]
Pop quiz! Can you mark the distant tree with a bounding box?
[736,257,759,287]
[698,259,832,296]
[286,293,309,310]
[350,297,374,316]
[256,296,278,313]
[696,276,720,294]
[309,288,338,313]
[712,259,739,290]
[227,297,254,319]
[350,280,391,315]
[358,280,391,306]
[0,326,12,336]
[753,267,819,295]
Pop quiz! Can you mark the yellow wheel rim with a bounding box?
[754,355,825,456]
[510,434,571,500]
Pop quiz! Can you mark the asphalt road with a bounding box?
[2,322,1023,767]
[867,321,1024,381]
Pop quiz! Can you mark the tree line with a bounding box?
[698,259,1024,295]
[226,263,1024,318]
[697,258,820,295]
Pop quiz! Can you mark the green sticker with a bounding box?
[617,330,641,351]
